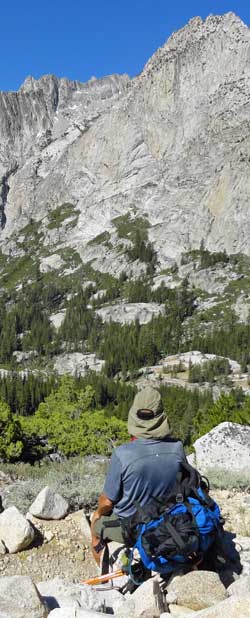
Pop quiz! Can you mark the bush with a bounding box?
[21,377,128,457]
[192,392,250,440]
[0,401,24,461]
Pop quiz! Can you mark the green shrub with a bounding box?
[21,377,128,456]
[47,203,79,230]
[112,213,149,241]
[0,401,24,461]
[192,392,250,440]
[0,255,37,290]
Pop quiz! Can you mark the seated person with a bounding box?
[91,385,187,565]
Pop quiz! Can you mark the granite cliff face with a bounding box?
[1,13,250,270]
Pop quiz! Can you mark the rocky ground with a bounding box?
[0,490,250,618]
[0,489,249,584]
[0,421,250,617]
[0,509,97,582]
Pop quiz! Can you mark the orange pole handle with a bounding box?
[81,569,124,586]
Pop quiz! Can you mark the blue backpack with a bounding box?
[121,463,222,575]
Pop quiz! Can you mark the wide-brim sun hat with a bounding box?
[128,385,170,439]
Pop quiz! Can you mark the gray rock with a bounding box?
[37,579,106,613]
[54,353,105,376]
[168,606,196,616]
[123,576,166,617]
[79,584,107,613]
[90,586,127,615]
[181,595,250,617]
[227,574,250,598]
[37,578,81,611]
[234,293,250,323]
[79,512,92,543]
[53,597,81,610]
[80,242,144,279]
[12,350,38,362]
[193,422,250,473]
[49,311,66,330]
[166,570,227,611]
[152,275,180,291]
[40,254,65,273]
[29,486,69,520]
[0,539,6,554]
[0,575,48,618]
[234,535,250,577]
[186,453,195,466]
[180,265,241,295]
[96,302,165,325]
[0,506,34,553]
[159,351,240,375]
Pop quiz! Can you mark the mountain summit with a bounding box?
[1,12,250,271]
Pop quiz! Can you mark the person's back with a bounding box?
[104,437,185,518]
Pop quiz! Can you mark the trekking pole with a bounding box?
[81,569,124,586]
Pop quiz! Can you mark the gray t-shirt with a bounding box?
[103,438,186,518]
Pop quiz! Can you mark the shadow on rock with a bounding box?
[41,596,59,611]
[28,522,44,549]
[201,530,242,587]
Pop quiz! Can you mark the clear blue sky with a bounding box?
[1,0,249,91]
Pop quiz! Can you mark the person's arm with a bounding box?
[91,493,114,548]
[90,451,123,562]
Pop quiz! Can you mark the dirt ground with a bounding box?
[0,510,97,583]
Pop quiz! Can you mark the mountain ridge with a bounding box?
[1,12,250,267]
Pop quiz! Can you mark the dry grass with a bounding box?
[1,457,108,514]
[206,468,250,491]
